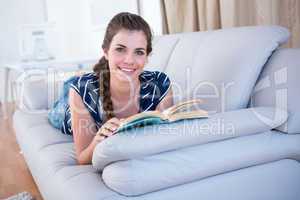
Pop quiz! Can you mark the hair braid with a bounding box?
[94,57,115,122]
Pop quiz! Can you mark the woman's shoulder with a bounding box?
[68,72,99,95]
[139,70,170,83]
[139,70,171,111]
[69,72,98,88]
[72,72,98,84]
[139,70,171,94]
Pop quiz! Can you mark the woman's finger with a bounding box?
[94,134,106,142]
[96,117,121,139]
[107,117,121,126]
[99,127,112,136]
[103,122,119,132]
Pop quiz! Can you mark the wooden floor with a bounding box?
[0,103,43,200]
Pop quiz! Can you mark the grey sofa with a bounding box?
[13,26,300,200]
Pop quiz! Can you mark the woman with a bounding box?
[49,12,173,165]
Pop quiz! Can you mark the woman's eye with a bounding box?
[136,50,145,56]
[116,48,125,52]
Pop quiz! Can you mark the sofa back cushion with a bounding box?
[15,69,91,110]
[249,48,300,134]
[147,26,289,114]
[19,70,49,110]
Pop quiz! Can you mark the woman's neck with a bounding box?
[110,77,140,102]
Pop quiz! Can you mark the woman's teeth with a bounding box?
[118,67,135,72]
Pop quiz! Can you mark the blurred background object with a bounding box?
[161,0,300,48]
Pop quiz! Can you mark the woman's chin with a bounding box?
[114,73,138,84]
[113,69,140,82]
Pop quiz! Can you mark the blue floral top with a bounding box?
[48,71,171,135]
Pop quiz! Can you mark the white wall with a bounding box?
[0,0,46,102]
[46,0,93,60]
[140,0,163,36]
[86,0,140,59]
[0,0,163,102]
[0,0,46,64]
[0,0,163,63]
[46,0,162,60]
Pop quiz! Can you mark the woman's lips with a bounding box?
[117,66,137,74]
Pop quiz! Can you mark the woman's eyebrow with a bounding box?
[116,44,126,48]
[116,44,145,51]
[135,48,146,51]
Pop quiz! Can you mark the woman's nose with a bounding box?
[124,53,134,64]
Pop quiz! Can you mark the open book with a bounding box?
[116,99,208,133]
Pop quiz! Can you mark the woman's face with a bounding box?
[104,29,148,84]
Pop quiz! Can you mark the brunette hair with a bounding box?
[93,12,153,122]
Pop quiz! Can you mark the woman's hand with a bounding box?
[93,117,122,143]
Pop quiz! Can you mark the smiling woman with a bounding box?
[47,12,173,165]
[105,29,148,96]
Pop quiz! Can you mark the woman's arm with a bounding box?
[156,86,174,112]
[69,88,121,165]
[69,88,99,165]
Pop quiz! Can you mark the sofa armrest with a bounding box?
[250,48,300,134]
[92,107,287,171]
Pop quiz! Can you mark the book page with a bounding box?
[168,110,208,122]
[163,99,204,117]
[120,110,166,126]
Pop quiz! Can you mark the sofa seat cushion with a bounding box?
[39,143,122,200]
[106,159,300,200]
[13,110,50,131]
[13,110,73,152]
[102,131,300,196]
[24,142,122,200]
[92,107,287,171]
